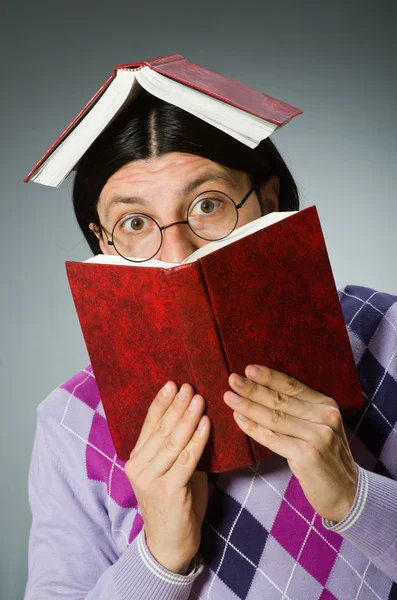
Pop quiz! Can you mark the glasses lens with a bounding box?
[112,213,162,262]
[188,191,238,240]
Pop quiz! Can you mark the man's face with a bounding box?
[90,152,279,263]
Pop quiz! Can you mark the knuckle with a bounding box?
[261,427,277,443]
[178,447,192,466]
[317,424,335,448]
[271,408,286,424]
[306,443,322,463]
[155,418,170,438]
[125,458,138,482]
[285,374,302,395]
[325,396,339,409]
[124,458,133,475]
[165,436,180,453]
[273,391,289,410]
[323,405,342,429]
[134,471,155,497]
[243,417,256,432]
[249,380,260,396]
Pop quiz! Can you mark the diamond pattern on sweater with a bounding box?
[86,412,137,509]
[56,285,397,599]
[248,534,324,600]
[345,351,397,457]
[200,486,268,598]
[60,367,100,410]
[271,475,342,586]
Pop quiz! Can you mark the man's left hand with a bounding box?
[224,364,359,523]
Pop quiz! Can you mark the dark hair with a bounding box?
[73,87,299,255]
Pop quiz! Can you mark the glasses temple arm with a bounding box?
[235,184,257,210]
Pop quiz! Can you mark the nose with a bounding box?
[157,221,201,263]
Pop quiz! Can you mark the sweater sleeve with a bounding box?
[322,465,397,582]
[25,414,203,599]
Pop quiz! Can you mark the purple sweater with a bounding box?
[25,286,397,599]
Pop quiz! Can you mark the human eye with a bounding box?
[117,213,155,235]
[189,192,226,218]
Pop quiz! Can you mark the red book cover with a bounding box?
[66,207,364,473]
[122,54,303,125]
[24,54,302,183]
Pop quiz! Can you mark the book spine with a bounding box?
[166,262,255,473]
[114,54,182,71]
[199,259,274,466]
[145,54,183,66]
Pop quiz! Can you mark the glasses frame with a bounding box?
[97,184,257,263]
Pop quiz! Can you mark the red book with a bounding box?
[66,207,364,473]
[24,54,302,187]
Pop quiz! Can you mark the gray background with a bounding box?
[1,0,396,597]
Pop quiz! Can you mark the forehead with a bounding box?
[99,152,243,200]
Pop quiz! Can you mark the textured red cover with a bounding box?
[24,54,302,183]
[66,207,364,473]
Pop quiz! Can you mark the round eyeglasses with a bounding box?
[98,185,257,263]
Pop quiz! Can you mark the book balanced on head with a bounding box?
[24,54,302,188]
[66,207,364,473]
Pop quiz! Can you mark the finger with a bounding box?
[132,383,196,465]
[243,365,337,407]
[145,394,207,480]
[232,411,303,462]
[224,391,336,441]
[133,381,178,454]
[226,379,343,431]
[166,414,211,488]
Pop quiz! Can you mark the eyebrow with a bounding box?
[103,170,237,221]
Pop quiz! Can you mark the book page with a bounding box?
[136,67,277,148]
[33,70,141,187]
[84,210,297,268]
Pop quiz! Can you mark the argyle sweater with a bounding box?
[25,285,397,599]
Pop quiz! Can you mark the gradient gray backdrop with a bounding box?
[1,1,396,597]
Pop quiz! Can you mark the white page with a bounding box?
[33,70,141,187]
[136,67,277,148]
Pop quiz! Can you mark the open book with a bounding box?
[66,207,364,472]
[24,54,302,188]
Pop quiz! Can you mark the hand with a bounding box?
[125,381,211,574]
[224,365,359,523]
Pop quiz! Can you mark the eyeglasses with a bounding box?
[97,185,257,263]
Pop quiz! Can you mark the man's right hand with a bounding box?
[125,381,211,574]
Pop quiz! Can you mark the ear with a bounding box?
[89,222,109,255]
[258,175,279,214]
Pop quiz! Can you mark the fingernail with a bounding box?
[188,395,201,411]
[233,374,246,387]
[179,384,190,401]
[226,392,241,404]
[246,365,261,377]
[163,382,174,397]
